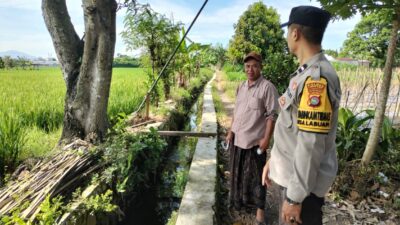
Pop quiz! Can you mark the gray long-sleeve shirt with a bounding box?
[269,53,342,203]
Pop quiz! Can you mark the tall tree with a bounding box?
[122,6,180,99]
[205,44,227,70]
[42,0,117,143]
[318,0,400,165]
[324,49,339,58]
[227,1,296,92]
[3,56,14,69]
[0,57,4,69]
[340,9,400,67]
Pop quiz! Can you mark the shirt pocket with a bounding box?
[248,96,263,110]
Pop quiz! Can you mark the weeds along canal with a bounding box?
[120,99,202,225]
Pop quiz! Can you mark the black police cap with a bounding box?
[281,6,331,30]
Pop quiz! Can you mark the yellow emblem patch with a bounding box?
[297,77,332,133]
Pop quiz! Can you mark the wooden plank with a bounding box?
[131,119,156,128]
[140,130,217,137]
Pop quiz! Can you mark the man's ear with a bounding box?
[292,27,300,42]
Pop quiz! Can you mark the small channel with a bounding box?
[120,99,202,225]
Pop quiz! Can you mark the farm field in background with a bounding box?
[223,66,400,123]
[0,67,148,159]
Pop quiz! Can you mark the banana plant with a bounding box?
[174,27,210,87]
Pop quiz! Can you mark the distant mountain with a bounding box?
[0,50,36,59]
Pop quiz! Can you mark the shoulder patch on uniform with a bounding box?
[297,76,332,133]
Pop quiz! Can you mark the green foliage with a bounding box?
[223,63,243,73]
[113,54,140,68]
[102,127,167,195]
[0,57,4,69]
[339,10,400,67]
[2,56,14,70]
[122,5,180,99]
[318,0,399,19]
[36,195,64,225]
[336,108,400,163]
[227,1,296,92]
[0,56,33,70]
[108,112,128,136]
[324,49,339,58]
[1,211,30,225]
[0,112,26,180]
[202,44,227,69]
[83,190,117,214]
[172,169,188,197]
[331,61,358,71]
[336,108,373,162]
[0,196,63,225]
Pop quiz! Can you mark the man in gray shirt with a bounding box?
[226,52,279,225]
[262,6,341,225]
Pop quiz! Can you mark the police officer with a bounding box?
[262,6,341,225]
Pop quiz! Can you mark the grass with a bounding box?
[0,67,148,165]
[219,70,242,100]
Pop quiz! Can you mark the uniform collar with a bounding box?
[291,52,326,78]
[246,75,263,88]
[303,51,325,68]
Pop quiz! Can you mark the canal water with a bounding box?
[120,100,201,225]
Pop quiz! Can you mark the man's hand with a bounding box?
[282,200,302,224]
[258,137,268,151]
[262,159,271,187]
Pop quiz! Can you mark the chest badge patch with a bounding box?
[307,81,325,107]
[309,96,321,106]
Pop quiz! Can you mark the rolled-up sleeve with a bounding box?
[264,84,279,121]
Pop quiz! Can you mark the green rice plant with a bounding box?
[20,126,61,161]
[0,111,26,178]
[0,67,148,160]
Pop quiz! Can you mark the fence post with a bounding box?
[145,94,150,120]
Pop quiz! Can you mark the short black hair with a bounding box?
[291,24,325,45]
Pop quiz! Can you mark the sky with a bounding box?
[0,0,361,58]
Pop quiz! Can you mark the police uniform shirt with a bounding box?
[269,52,342,203]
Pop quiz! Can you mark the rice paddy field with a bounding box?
[0,67,147,160]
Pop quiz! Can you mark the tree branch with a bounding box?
[42,0,83,77]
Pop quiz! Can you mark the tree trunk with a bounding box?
[362,11,400,165]
[42,0,117,144]
[162,72,171,99]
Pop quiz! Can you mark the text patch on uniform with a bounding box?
[297,77,332,133]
